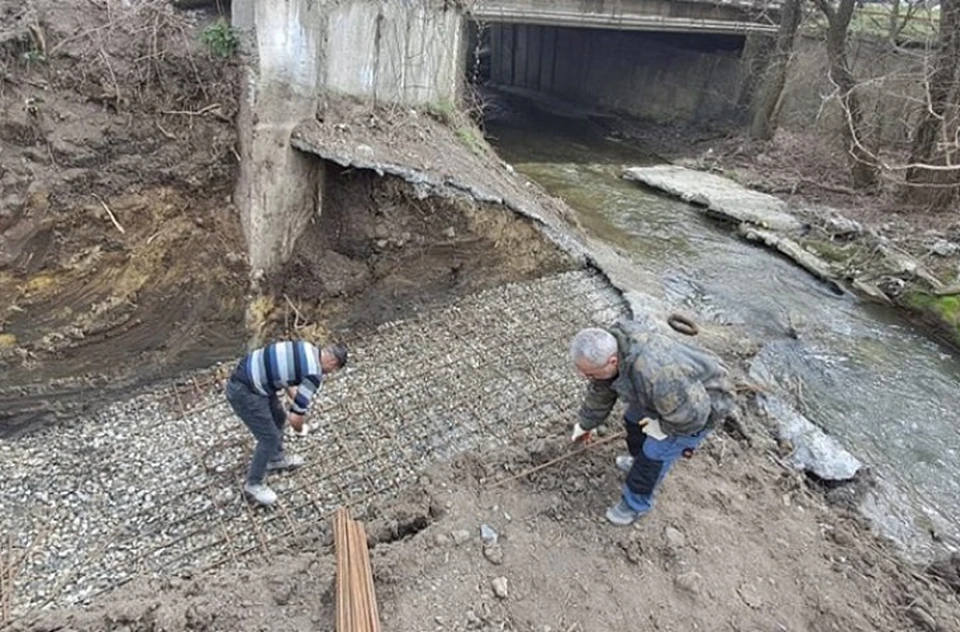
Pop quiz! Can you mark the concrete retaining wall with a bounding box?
[231,0,465,275]
[487,24,745,123]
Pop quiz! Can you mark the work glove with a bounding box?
[639,417,667,441]
[570,422,594,444]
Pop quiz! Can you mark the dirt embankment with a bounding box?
[0,0,247,434]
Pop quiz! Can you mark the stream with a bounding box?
[485,100,960,558]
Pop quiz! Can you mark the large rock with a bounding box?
[756,393,862,481]
[623,165,804,233]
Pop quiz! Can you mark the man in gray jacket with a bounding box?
[569,321,734,525]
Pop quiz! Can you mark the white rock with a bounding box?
[491,576,508,599]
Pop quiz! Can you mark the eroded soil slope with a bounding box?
[0,0,247,434]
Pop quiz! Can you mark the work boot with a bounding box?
[243,483,278,506]
[605,499,640,526]
[615,455,634,473]
[266,454,305,472]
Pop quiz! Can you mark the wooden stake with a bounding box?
[1,536,8,625]
[333,508,381,632]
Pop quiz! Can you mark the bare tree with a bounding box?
[885,0,922,47]
[813,0,881,188]
[750,0,803,140]
[905,0,960,197]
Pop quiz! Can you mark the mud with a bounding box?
[0,0,248,436]
[259,168,572,341]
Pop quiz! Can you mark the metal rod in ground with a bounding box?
[356,520,381,632]
[489,431,626,489]
[1,535,8,625]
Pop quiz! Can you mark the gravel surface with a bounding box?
[0,270,625,616]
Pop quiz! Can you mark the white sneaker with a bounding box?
[616,455,634,473]
[266,454,305,472]
[243,483,278,506]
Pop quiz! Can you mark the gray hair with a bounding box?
[569,328,617,367]
[326,343,349,368]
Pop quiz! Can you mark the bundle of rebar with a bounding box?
[333,507,381,632]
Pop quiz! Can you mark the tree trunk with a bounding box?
[815,0,880,189]
[738,34,775,111]
[887,0,902,46]
[906,0,960,185]
[750,0,803,140]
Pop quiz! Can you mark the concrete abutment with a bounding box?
[231,0,465,277]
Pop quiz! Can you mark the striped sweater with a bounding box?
[243,340,324,414]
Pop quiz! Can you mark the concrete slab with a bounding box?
[623,165,805,233]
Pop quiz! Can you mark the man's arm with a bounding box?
[578,379,618,431]
[288,374,322,431]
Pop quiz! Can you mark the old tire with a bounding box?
[667,312,699,336]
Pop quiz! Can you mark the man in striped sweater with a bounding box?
[226,340,349,506]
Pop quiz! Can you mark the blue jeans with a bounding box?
[621,419,709,514]
[226,376,287,486]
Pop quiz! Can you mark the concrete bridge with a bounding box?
[230,0,781,277]
[470,0,781,35]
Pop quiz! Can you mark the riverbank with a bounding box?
[604,118,960,350]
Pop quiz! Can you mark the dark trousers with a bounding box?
[225,377,287,486]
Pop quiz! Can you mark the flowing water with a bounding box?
[486,103,960,557]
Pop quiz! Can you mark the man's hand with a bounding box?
[571,422,594,444]
[286,387,299,401]
[288,412,305,434]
